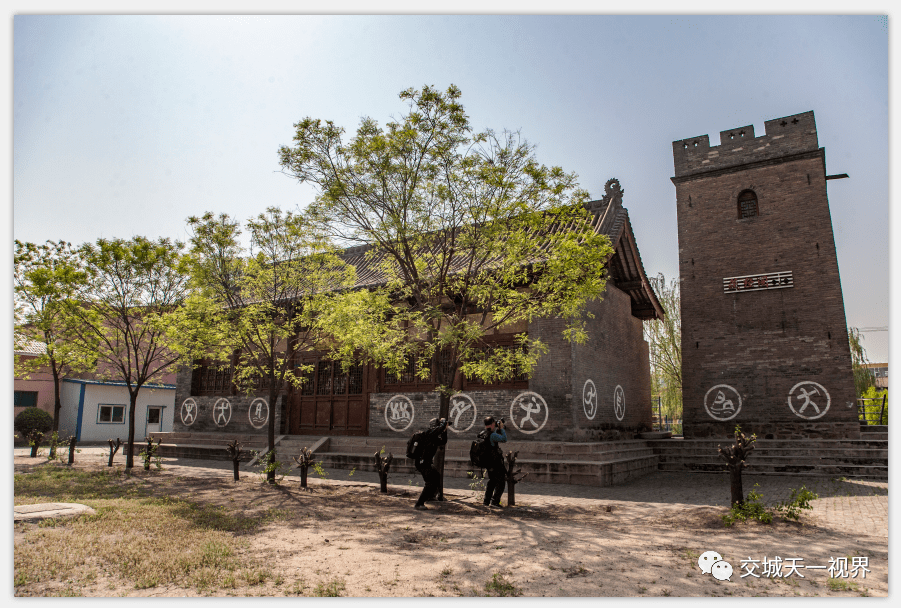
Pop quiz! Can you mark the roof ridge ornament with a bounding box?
[602,178,624,210]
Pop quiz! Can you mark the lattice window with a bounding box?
[347,363,364,394]
[333,362,348,395]
[298,362,316,395]
[316,360,333,395]
[738,190,759,219]
[195,360,234,395]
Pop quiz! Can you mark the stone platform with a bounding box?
[150,431,888,486]
[14,502,96,522]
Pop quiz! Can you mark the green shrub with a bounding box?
[774,486,818,520]
[15,408,53,437]
[722,484,772,526]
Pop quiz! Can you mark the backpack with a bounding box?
[406,429,429,460]
[469,429,493,468]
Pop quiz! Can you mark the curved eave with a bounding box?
[605,209,665,321]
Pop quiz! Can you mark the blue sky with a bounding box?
[9,13,890,361]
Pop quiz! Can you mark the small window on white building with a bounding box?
[98,404,125,424]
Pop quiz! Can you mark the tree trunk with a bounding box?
[729,466,744,506]
[108,438,122,467]
[68,436,77,465]
[125,390,138,470]
[50,362,61,459]
[433,364,462,501]
[434,390,451,501]
[267,387,278,484]
[374,451,393,494]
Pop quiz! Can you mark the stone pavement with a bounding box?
[15,447,887,538]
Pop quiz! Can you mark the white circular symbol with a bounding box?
[582,379,598,420]
[212,398,232,427]
[384,395,414,432]
[248,398,269,429]
[510,392,549,434]
[180,398,198,426]
[448,393,478,433]
[787,381,831,420]
[613,385,626,421]
[704,384,742,421]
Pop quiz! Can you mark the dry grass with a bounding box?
[14,466,288,596]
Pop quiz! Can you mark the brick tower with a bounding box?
[671,111,859,440]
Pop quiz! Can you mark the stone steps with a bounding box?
[316,451,660,486]
[657,461,888,479]
[646,437,888,479]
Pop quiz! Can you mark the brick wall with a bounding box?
[570,286,653,440]
[370,390,525,439]
[673,111,858,440]
[171,392,283,435]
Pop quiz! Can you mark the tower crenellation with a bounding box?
[673,111,819,178]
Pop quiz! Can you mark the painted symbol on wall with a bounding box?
[510,392,549,434]
[213,398,232,427]
[582,380,598,420]
[448,393,477,434]
[703,384,742,421]
[384,395,414,432]
[613,385,626,421]
[180,398,198,426]
[787,381,831,420]
[248,398,269,429]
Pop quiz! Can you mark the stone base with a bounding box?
[684,421,861,440]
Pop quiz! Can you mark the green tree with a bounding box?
[14,240,98,453]
[170,207,354,484]
[279,85,613,495]
[848,327,875,398]
[645,273,682,424]
[64,237,190,470]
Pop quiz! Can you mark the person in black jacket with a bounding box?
[482,415,508,508]
[414,417,449,510]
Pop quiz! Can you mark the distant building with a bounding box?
[14,336,177,440]
[863,363,889,390]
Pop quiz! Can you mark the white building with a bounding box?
[58,379,176,442]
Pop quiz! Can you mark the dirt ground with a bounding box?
[13,450,888,597]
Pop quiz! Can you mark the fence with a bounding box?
[651,396,682,435]
[857,394,888,426]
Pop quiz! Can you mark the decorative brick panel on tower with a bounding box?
[672,111,859,440]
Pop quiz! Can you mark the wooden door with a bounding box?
[291,359,369,436]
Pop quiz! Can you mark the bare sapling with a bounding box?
[293,447,314,489]
[67,436,77,465]
[504,451,528,507]
[374,450,393,494]
[718,425,757,506]
[141,436,161,471]
[225,440,243,481]
[107,438,123,467]
[28,430,44,458]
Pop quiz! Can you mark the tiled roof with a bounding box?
[14,336,47,356]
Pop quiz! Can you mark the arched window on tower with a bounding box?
[737,190,759,219]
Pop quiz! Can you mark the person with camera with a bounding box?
[412,417,449,510]
[480,415,508,508]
